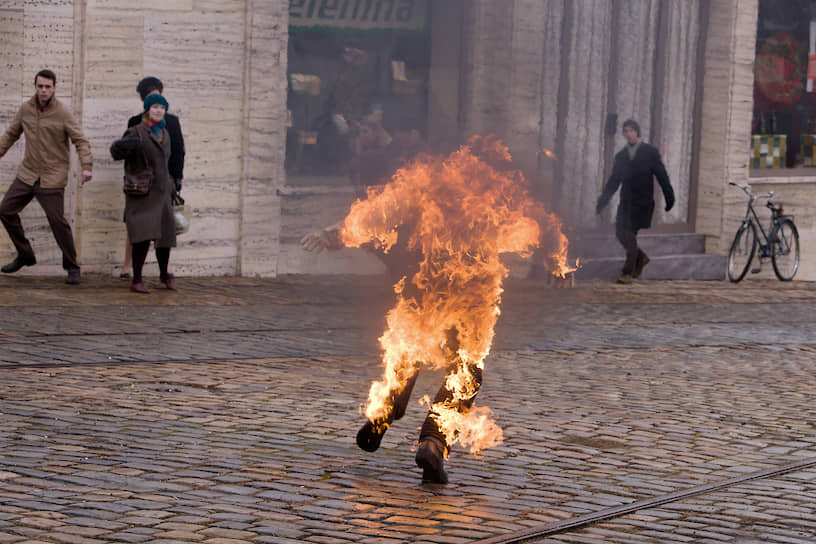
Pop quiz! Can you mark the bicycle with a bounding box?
[727,182,800,282]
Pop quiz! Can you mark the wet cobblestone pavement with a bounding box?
[0,274,814,543]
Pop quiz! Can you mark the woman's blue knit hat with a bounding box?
[143,93,169,112]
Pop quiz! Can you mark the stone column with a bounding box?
[460,0,514,139]
[602,0,660,227]
[238,0,288,276]
[554,0,612,228]
[535,0,565,205]
[651,0,700,227]
[694,0,758,253]
[504,0,548,186]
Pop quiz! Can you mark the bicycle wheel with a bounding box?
[771,219,799,281]
[727,221,757,282]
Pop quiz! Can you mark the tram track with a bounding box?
[474,455,816,544]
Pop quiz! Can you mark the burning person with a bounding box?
[302,135,570,483]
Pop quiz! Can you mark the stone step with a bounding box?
[570,233,706,260]
[573,254,726,281]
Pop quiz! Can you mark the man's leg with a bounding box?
[130,240,151,293]
[356,360,420,452]
[0,178,37,266]
[35,187,79,271]
[632,248,650,278]
[615,223,639,279]
[121,238,133,278]
[416,327,482,484]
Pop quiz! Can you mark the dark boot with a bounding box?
[632,251,650,278]
[415,435,448,484]
[356,420,387,452]
[1,254,35,274]
[65,269,80,285]
[356,370,420,453]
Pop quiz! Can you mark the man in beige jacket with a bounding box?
[0,69,93,284]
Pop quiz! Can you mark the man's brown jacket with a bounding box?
[0,95,93,189]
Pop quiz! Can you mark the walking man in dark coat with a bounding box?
[596,119,674,284]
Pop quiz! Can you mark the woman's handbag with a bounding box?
[123,131,152,195]
[173,193,191,235]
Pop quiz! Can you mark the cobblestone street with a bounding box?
[0,274,815,543]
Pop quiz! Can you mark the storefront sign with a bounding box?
[290,0,427,30]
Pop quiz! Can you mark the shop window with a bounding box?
[751,0,816,171]
[286,0,431,179]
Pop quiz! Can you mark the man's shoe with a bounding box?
[1,255,36,274]
[415,436,448,484]
[632,253,650,278]
[65,269,80,285]
[356,420,387,452]
[130,281,150,294]
[616,274,633,284]
[160,274,177,290]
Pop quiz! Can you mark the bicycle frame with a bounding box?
[733,184,789,258]
[728,182,799,282]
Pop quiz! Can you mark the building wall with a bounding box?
[0,0,288,277]
[2,0,813,280]
[459,0,700,234]
[698,0,816,281]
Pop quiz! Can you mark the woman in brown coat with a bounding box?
[110,94,177,293]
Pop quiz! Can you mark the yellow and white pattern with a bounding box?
[750,135,786,169]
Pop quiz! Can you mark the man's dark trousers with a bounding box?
[0,178,79,270]
[615,222,641,276]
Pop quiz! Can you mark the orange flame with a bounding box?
[340,135,570,454]
[538,147,557,160]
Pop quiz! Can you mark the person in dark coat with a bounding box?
[110,94,177,293]
[596,119,674,284]
[120,77,185,279]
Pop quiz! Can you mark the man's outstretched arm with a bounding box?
[300,221,344,253]
[0,108,23,159]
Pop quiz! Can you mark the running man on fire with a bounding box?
[301,135,571,483]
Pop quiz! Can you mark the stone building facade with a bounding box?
[1,0,814,280]
[0,0,288,277]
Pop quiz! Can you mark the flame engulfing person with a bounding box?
[302,135,570,483]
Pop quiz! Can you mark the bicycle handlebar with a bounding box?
[728,181,773,200]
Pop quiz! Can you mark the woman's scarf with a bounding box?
[143,115,166,143]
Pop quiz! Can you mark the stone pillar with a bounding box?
[605,0,659,225]
[694,0,758,252]
[427,0,464,151]
[504,0,548,186]
[535,0,565,205]
[554,0,612,228]
[461,0,514,139]
[238,0,288,277]
[651,0,700,227]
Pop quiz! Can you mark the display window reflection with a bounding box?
[752,0,816,171]
[286,0,431,178]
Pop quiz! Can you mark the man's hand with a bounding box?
[301,230,332,253]
[595,198,605,215]
[81,170,92,185]
[665,196,675,212]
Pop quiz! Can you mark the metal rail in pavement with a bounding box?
[474,455,816,544]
